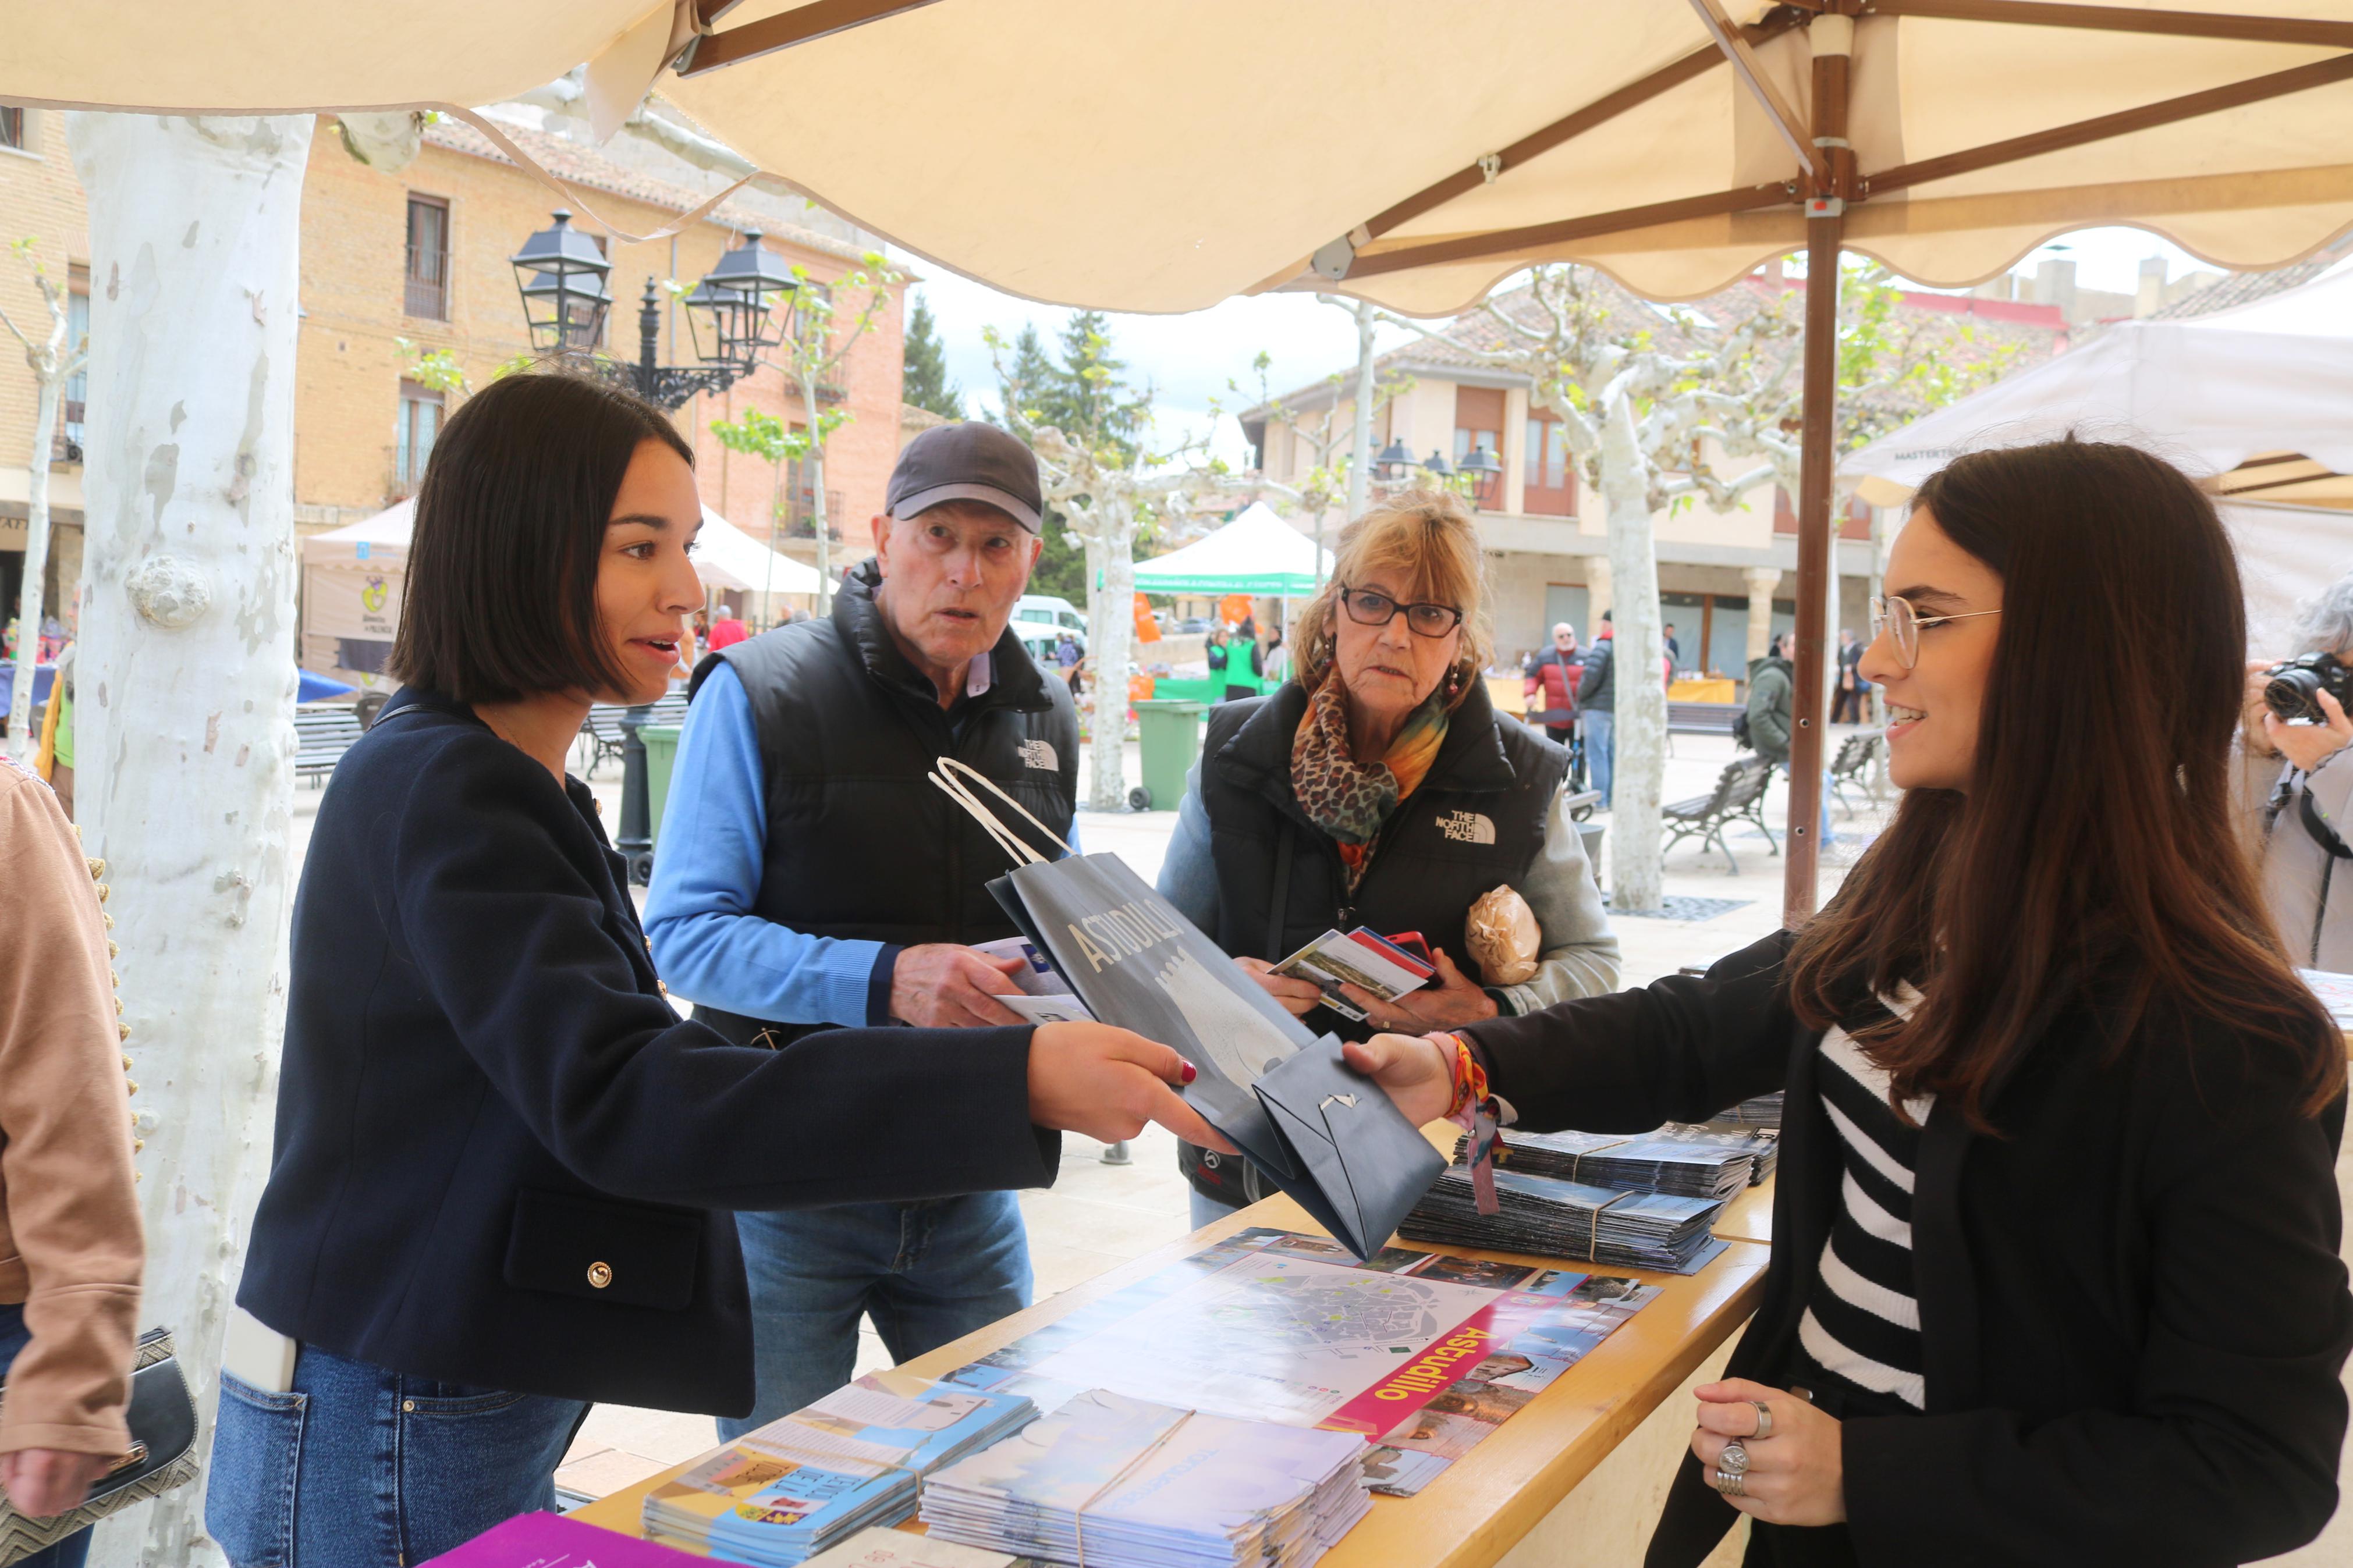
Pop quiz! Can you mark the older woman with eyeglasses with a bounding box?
[1156,490,1621,1227]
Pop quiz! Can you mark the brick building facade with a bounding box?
[0,102,910,641]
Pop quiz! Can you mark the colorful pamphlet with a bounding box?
[1269,928,1435,1022]
[942,1227,1660,1498]
[641,1376,1037,1566]
[420,1511,708,1568]
[921,1389,1369,1568]
[972,935,1095,1022]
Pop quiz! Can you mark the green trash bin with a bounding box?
[640,724,681,848]
[1130,698,1209,812]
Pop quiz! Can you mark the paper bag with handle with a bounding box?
[927,760,1445,1258]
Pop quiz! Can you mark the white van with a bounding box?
[1013,593,1085,633]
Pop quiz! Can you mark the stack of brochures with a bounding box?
[1400,1168,1728,1274]
[920,1388,1370,1568]
[1703,1091,1784,1129]
[1657,1120,1779,1185]
[642,1376,1037,1566]
[1470,1128,1755,1200]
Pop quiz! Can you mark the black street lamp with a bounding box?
[1421,448,1454,479]
[1458,442,1503,508]
[510,216,798,883]
[1375,437,1416,482]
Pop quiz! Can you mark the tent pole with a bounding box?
[1784,20,1852,926]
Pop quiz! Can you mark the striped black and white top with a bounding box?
[1796,986,1933,1411]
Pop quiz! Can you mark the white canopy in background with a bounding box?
[300,501,814,677]
[1133,503,1333,597]
[2230,499,2353,656]
[1842,259,2353,509]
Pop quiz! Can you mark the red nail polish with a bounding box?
[1181,1061,1197,1084]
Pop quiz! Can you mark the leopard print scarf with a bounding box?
[1290,677,1450,891]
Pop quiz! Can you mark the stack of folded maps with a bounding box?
[1471,1127,1756,1201]
[920,1388,1370,1568]
[1400,1167,1729,1274]
[643,1376,1037,1566]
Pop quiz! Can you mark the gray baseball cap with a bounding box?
[886,421,1044,534]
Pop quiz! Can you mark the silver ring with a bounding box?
[1710,1467,1746,1497]
[1718,1440,1751,1476]
[1749,1400,1774,1439]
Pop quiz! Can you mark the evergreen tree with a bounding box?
[901,290,964,419]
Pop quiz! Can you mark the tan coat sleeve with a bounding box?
[0,763,143,1456]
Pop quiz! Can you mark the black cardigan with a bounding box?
[237,689,1059,1415]
[1464,933,2352,1567]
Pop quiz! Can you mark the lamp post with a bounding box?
[510,215,797,883]
[1421,449,1454,481]
[1457,442,1503,509]
[1375,437,1416,484]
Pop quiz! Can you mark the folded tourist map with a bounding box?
[641,1376,1037,1566]
[920,1388,1370,1568]
[943,1226,1660,1499]
[1401,1167,1730,1275]
[988,854,1445,1258]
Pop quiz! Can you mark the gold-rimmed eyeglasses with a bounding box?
[1870,594,2001,670]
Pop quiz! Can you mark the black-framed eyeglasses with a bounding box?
[1341,586,1464,638]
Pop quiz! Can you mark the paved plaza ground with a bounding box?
[283,722,1896,1499]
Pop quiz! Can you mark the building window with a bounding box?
[1524,413,1575,517]
[1451,385,1504,472]
[404,194,449,320]
[0,107,23,151]
[394,380,443,493]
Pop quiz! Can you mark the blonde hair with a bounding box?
[1291,488,1492,705]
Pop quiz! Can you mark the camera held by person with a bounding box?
[2259,648,2353,724]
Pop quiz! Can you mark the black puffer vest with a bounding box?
[688,560,1079,1047]
[1178,678,1567,1203]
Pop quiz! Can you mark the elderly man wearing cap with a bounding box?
[647,422,1080,1437]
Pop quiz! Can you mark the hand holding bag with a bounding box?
[0,1328,200,1567]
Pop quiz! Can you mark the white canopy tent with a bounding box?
[300,500,815,683]
[1844,259,2353,509]
[1133,503,1335,598]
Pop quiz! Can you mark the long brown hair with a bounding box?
[1787,439,2343,1125]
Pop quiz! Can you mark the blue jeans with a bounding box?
[723,1193,1030,1442]
[0,1304,90,1568]
[1582,710,1615,806]
[204,1344,587,1568]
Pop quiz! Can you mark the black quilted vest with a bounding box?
[1178,679,1567,1201]
[688,560,1078,1046]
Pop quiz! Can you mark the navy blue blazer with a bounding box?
[237,689,1057,1414]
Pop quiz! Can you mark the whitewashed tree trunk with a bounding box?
[1086,509,1135,810]
[799,369,833,616]
[1599,396,1667,913]
[67,111,313,1568]
[3,375,62,761]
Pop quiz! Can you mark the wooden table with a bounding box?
[1710,1176,1773,1245]
[574,1194,1769,1568]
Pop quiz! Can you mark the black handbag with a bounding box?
[0,1328,200,1566]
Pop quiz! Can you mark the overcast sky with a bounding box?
[899,226,2219,466]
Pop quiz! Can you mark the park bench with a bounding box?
[1663,755,1777,874]
[580,693,690,778]
[1826,730,1883,817]
[294,707,367,783]
[1561,788,1602,823]
[1667,701,1741,735]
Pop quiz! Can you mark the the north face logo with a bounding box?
[1018,739,1057,770]
[1436,810,1496,845]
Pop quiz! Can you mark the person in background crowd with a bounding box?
[210,379,1220,1567]
[2238,568,2353,969]
[705,608,749,650]
[1665,621,1682,667]
[1747,632,1794,770]
[1158,490,1620,1228]
[1579,613,1617,807]
[0,751,141,1568]
[1262,630,1290,687]
[1205,625,1231,694]
[1524,622,1581,750]
[35,642,74,821]
[646,422,1094,1442]
[1053,630,1080,671]
[1230,627,1265,702]
[1346,440,2352,1567]
[670,610,699,684]
[1831,627,1869,724]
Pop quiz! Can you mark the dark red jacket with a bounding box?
[1524,647,1581,726]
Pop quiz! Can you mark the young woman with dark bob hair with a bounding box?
[1350,439,2352,1566]
[204,371,1226,1567]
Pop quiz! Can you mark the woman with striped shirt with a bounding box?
[1348,439,2353,1566]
